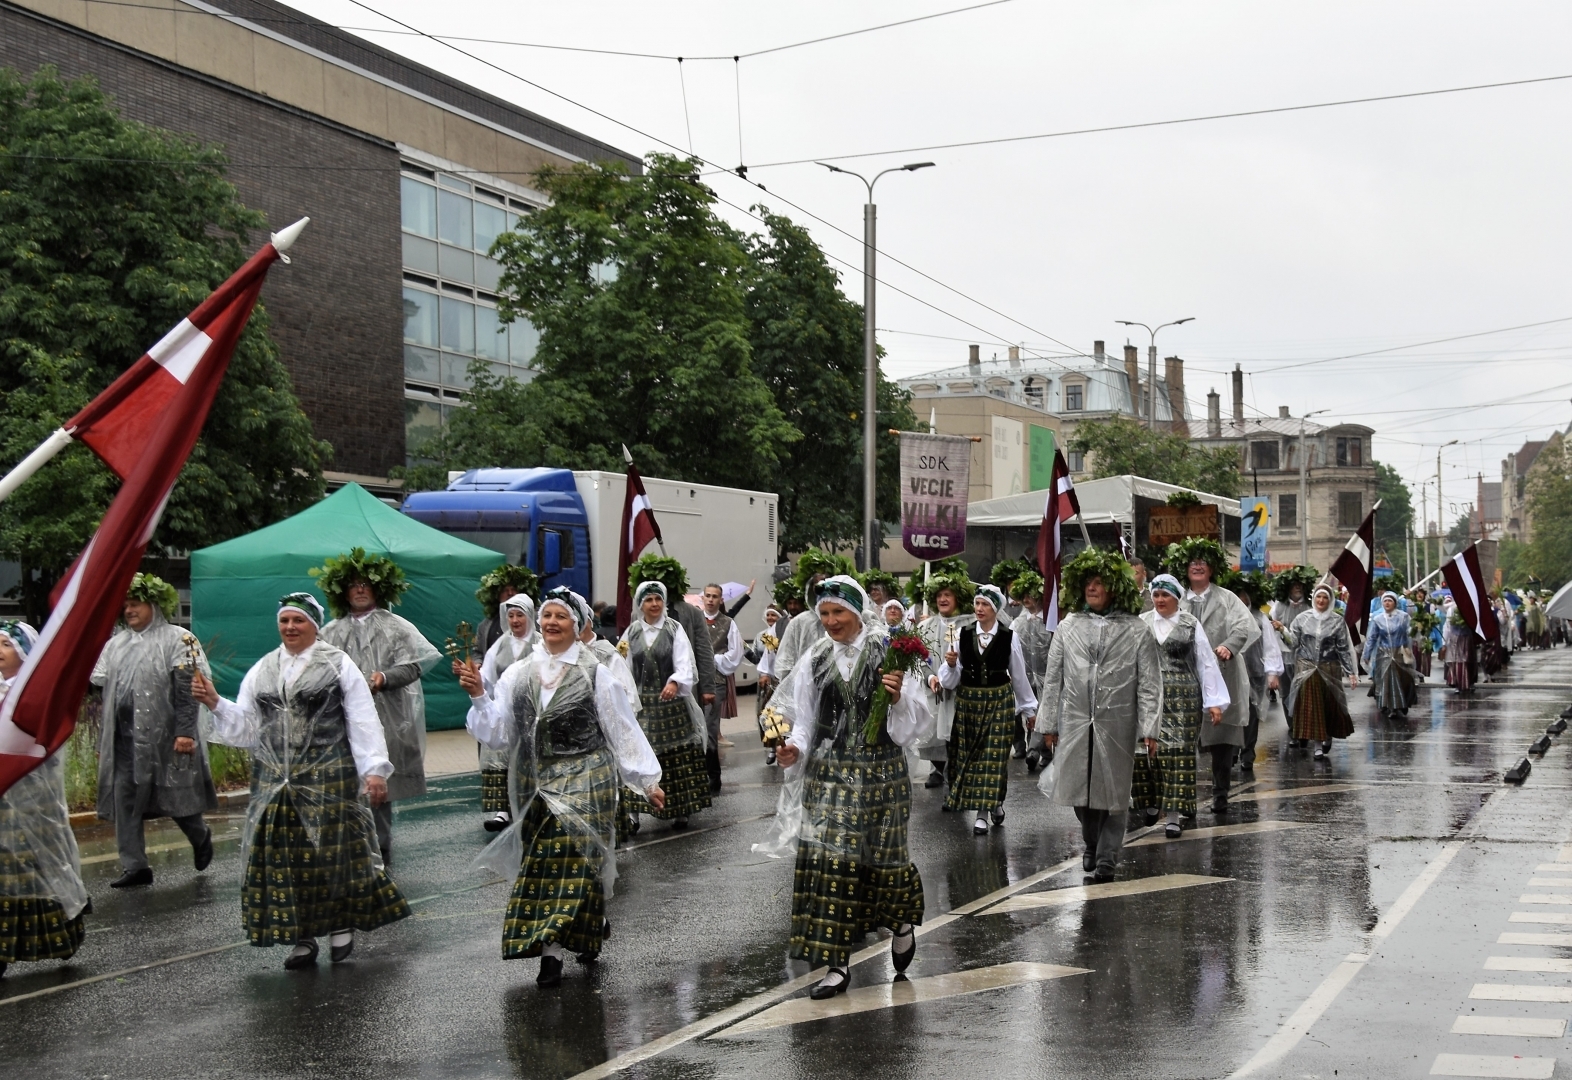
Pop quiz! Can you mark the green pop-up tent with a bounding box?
[191,483,503,730]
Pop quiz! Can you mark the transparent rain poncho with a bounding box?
[619,616,709,750]
[914,612,976,755]
[1035,609,1163,812]
[90,610,217,821]
[320,609,442,802]
[0,745,89,925]
[476,623,539,776]
[469,647,661,899]
[1284,607,1355,717]
[752,630,935,859]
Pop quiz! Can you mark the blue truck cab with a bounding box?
[401,468,592,597]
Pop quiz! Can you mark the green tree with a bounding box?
[1067,416,1243,497]
[0,68,329,621]
[1520,440,1572,589]
[1373,461,1414,576]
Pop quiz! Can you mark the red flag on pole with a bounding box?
[1036,448,1080,632]
[1441,543,1500,642]
[1329,501,1379,645]
[0,227,299,797]
[615,463,663,632]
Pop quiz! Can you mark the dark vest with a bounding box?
[810,643,889,748]
[704,612,733,661]
[250,646,354,771]
[960,624,1014,688]
[1155,614,1200,680]
[510,654,606,760]
[627,621,676,693]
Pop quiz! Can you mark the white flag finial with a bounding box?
[270,217,311,256]
[622,444,634,465]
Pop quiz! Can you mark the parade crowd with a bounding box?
[0,541,1559,1000]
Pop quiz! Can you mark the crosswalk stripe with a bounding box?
[709,962,1092,1038]
[1229,784,1362,804]
[1483,956,1572,973]
[1450,1015,1567,1038]
[1517,894,1572,905]
[1498,931,1572,945]
[1470,983,1572,1002]
[1126,820,1308,848]
[984,874,1231,915]
[1429,1053,1555,1078]
[1526,878,1572,887]
[1509,911,1572,924]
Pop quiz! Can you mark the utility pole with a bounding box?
[1437,439,1458,562]
[1115,318,1194,430]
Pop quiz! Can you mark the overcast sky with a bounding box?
[298,0,1572,525]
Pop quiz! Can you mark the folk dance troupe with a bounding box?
[0,534,1494,988]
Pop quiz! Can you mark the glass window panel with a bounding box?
[404,398,443,461]
[488,361,511,383]
[400,177,436,237]
[438,189,472,248]
[402,234,438,274]
[439,296,474,353]
[474,201,506,252]
[474,255,503,292]
[438,174,471,191]
[402,287,438,346]
[442,353,475,389]
[438,244,474,283]
[404,345,439,382]
[474,305,506,360]
[509,319,540,365]
[511,365,537,385]
[593,259,619,285]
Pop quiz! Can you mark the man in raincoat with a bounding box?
[314,549,441,866]
[1034,549,1162,884]
[92,573,217,889]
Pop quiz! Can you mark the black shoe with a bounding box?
[891,925,916,973]
[110,867,153,889]
[1082,852,1095,872]
[708,777,723,795]
[1025,750,1043,773]
[1239,759,1254,774]
[924,769,945,789]
[673,817,689,830]
[810,969,849,999]
[1142,807,1160,828]
[484,812,510,833]
[1011,739,1027,759]
[284,939,319,970]
[1091,868,1116,884]
[627,815,641,836]
[991,805,1005,826]
[1165,822,1182,839]
[537,954,563,987]
[1211,795,1228,814]
[765,748,776,765]
[193,825,214,872]
[380,847,392,869]
[330,931,354,963]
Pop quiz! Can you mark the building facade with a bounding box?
[0,0,638,484]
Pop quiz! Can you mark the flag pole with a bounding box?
[622,443,667,556]
[1414,538,1478,591]
[0,427,75,505]
[1076,514,1092,548]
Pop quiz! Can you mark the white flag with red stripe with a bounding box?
[0,223,302,797]
[615,462,664,632]
[1442,543,1500,642]
[1329,501,1379,645]
[1036,448,1080,631]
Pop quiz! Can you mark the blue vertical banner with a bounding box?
[1240,495,1271,571]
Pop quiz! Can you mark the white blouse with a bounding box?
[1143,610,1232,711]
[935,620,1040,715]
[786,628,930,757]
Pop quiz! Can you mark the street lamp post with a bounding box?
[1436,439,1458,564]
[1115,318,1195,429]
[819,160,935,570]
[1298,409,1330,565]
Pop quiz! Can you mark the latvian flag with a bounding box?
[1329,501,1379,645]
[1036,448,1080,632]
[615,461,664,632]
[1442,543,1500,642]
[0,220,305,797]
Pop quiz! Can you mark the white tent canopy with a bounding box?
[1545,579,1572,621]
[966,475,1242,528]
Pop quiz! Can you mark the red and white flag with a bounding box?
[1036,448,1080,632]
[615,461,663,632]
[1330,501,1379,645]
[0,223,303,797]
[1442,543,1500,642]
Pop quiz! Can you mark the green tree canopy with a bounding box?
[1512,439,1572,590]
[1066,416,1243,498]
[1373,461,1414,576]
[0,68,328,620]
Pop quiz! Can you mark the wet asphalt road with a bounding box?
[8,650,1572,1080]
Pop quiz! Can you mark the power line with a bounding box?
[1215,316,1572,373]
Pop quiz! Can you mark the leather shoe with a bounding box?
[193,826,214,872]
[110,867,153,889]
[1164,822,1183,839]
[483,812,510,833]
[991,805,1005,826]
[1211,795,1228,814]
[1082,851,1095,872]
[809,969,849,1000]
[284,939,319,970]
[537,954,563,987]
[1142,807,1160,828]
[330,930,354,963]
[891,926,916,973]
[1091,869,1115,884]
[924,769,945,789]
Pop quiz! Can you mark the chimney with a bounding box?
[1008,345,1020,369]
[1207,388,1221,438]
[1231,363,1244,424]
[1165,355,1188,436]
[1123,344,1141,417]
[1278,406,1290,419]
[967,344,980,374]
[1093,340,1105,364]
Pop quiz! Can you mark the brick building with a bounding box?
[0,0,638,485]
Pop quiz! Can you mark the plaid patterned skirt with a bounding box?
[1290,664,1354,742]
[480,767,510,814]
[944,683,1015,812]
[0,897,84,965]
[1132,668,1201,816]
[502,748,617,960]
[624,693,710,819]
[242,763,410,946]
[1368,648,1418,712]
[791,741,924,969]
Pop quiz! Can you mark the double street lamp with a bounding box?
[1114,317,1194,429]
[819,160,936,570]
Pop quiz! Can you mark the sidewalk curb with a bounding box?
[68,788,251,829]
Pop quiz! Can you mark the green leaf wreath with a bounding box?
[1061,547,1142,615]
[126,572,179,621]
[309,548,411,618]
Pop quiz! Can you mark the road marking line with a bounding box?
[1534,864,1572,871]
[1127,820,1308,848]
[1510,912,1572,924]
[620,813,774,851]
[1526,878,1572,887]
[1429,1053,1555,1078]
[1517,895,1572,905]
[708,961,1092,1038]
[1228,839,1464,1077]
[1451,1015,1567,1038]
[984,874,1231,915]
[1499,931,1572,945]
[1229,784,1363,804]
[1470,983,1572,1002]
[1484,956,1572,973]
[0,941,249,1007]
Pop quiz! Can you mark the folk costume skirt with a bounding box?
[1289,663,1354,743]
[479,745,510,813]
[624,692,710,820]
[1132,668,1201,817]
[791,741,924,970]
[1367,647,1417,714]
[944,683,1015,812]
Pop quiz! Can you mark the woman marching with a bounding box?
[1442,598,1477,693]
[1134,575,1230,837]
[192,594,409,970]
[472,594,538,832]
[618,581,710,829]
[936,584,1038,835]
[0,622,90,980]
[1364,591,1418,719]
[754,576,931,1000]
[1284,584,1358,760]
[469,566,541,831]
[916,573,976,792]
[460,588,663,987]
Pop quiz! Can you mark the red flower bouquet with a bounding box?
[864,627,932,745]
